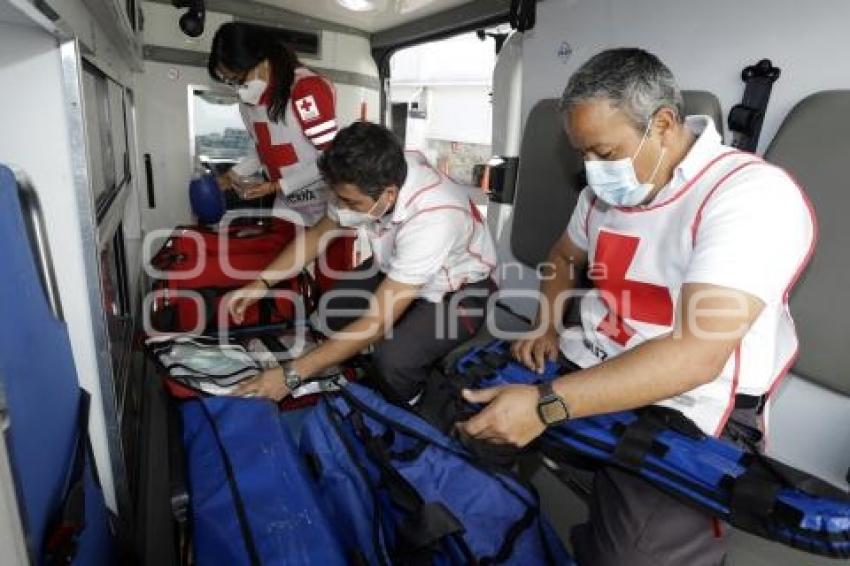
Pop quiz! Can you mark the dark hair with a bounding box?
[208,22,300,123]
[318,122,408,199]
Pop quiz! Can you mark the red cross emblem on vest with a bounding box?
[253,122,296,182]
[591,230,674,347]
[295,95,321,122]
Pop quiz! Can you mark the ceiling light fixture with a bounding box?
[336,0,377,12]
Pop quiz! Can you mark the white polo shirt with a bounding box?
[363,152,497,302]
[561,116,817,435]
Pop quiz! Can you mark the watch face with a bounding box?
[540,399,569,424]
[284,370,300,390]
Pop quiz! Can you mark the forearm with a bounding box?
[231,154,261,177]
[295,278,419,379]
[259,217,335,285]
[296,313,389,378]
[553,333,729,419]
[278,162,322,196]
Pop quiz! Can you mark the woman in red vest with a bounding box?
[209,22,353,290]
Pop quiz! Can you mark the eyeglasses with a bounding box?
[220,75,246,87]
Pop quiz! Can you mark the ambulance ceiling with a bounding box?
[252,0,476,33]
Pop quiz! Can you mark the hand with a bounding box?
[458,385,545,447]
[232,367,291,401]
[511,329,560,374]
[225,280,268,324]
[217,170,238,191]
[239,181,279,200]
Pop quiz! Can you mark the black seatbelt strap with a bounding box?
[728,59,781,152]
[509,0,536,32]
[255,333,289,363]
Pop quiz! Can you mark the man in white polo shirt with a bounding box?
[227,121,497,404]
[460,48,816,565]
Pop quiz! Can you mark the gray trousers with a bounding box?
[322,259,495,403]
[571,407,762,566]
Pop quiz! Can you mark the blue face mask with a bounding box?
[584,120,666,207]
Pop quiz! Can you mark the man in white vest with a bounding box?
[227,121,497,405]
[461,48,816,565]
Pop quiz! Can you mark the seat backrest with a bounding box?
[510,98,583,267]
[682,90,724,137]
[764,91,850,396]
[510,91,725,267]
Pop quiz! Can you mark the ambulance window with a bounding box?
[107,81,130,189]
[81,63,112,206]
[190,89,254,176]
[82,61,131,220]
[389,26,508,187]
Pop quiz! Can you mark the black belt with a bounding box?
[734,393,767,414]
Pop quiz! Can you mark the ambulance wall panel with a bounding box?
[322,32,377,76]
[521,0,850,154]
[39,0,135,84]
[136,60,212,232]
[335,83,381,125]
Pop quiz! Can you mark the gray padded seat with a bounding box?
[510,91,725,267]
[682,90,725,137]
[764,90,850,396]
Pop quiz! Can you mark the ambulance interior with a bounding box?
[0,0,848,564]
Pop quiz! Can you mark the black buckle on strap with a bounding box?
[735,393,767,414]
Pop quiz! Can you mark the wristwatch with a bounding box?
[536,381,570,426]
[282,362,302,391]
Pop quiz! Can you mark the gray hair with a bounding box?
[559,48,685,130]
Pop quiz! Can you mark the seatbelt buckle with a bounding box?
[734,393,768,414]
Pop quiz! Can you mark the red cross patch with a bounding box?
[295,95,321,122]
[592,230,674,347]
[253,122,296,182]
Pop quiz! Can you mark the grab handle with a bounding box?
[13,168,63,321]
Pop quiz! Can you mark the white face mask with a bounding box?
[238,78,268,105]
[327,195,389,228]
[584,120,666,207]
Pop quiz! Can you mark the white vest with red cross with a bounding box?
[364,152,497,303]
[232,66,338,226]
[561,116,817,435]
